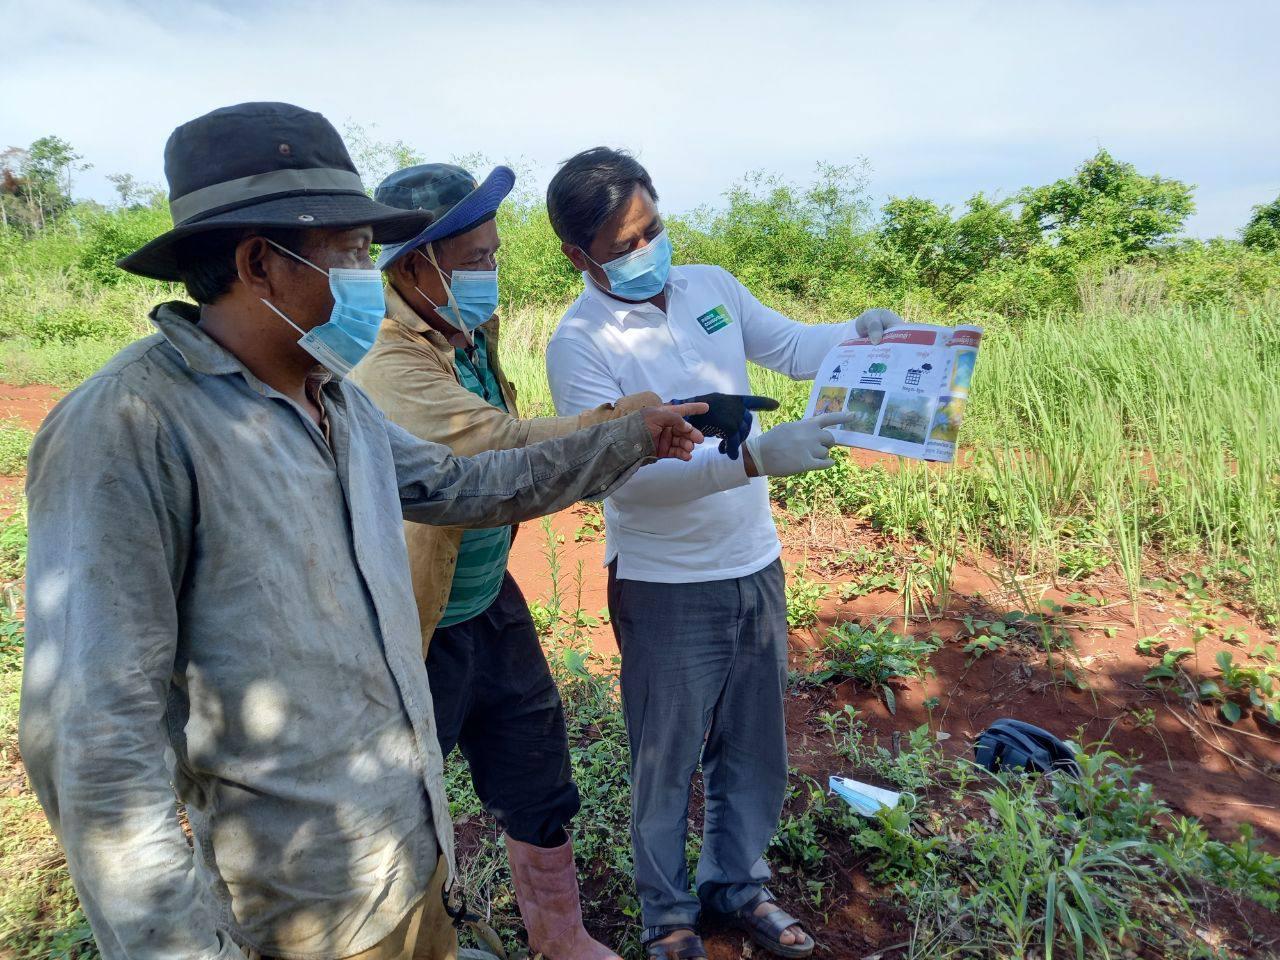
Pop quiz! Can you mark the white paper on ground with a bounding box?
[829,775,905,817]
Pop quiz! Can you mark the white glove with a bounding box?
[744,412,854,477]
[853,308,904,344]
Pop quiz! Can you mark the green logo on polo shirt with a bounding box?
[695,304,732,335]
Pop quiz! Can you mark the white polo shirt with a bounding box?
[546,264,855,583]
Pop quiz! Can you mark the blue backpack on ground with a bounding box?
[973,718,1081,778]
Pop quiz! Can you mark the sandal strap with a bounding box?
[737,888,773,913]
[738,900,807,942]
[644,929,707,960]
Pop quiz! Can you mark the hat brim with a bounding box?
[117,191,435,281]
[376,166,516,272]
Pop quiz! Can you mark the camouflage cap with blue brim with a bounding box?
[375,164,515,271]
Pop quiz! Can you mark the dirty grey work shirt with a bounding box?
[19,302,655,960]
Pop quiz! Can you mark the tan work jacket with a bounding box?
[350,286,659,654]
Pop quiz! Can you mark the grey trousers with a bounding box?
[607,558,789,940]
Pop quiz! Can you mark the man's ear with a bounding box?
[389,256,416,294]
[235,235,278,299]
[563,241,590,272]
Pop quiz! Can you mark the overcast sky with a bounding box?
[3,0,1276,238]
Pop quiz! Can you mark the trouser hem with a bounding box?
[642,920,702,944]
[698,882,771,916]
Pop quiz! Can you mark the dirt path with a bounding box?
[0,383,62,432]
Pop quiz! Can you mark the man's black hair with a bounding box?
[173,227,309,306]
[546,147,658,251]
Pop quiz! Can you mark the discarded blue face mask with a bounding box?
[829,776,910,817]
[260,239,384,377]
[586,228,672,301]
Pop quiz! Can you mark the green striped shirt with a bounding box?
[438,332,513,627]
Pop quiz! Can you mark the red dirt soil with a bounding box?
[509,506,1280,851]
[0,383,62,432]
[0,384,62,506]
[509,506,1280,957]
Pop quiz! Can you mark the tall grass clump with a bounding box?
[973,303,1280,618]
[765,303,1280,621]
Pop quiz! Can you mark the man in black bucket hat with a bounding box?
[18,102,708,960]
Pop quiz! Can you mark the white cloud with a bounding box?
[2,0,1276,236]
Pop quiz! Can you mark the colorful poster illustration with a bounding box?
[802,323,983,462]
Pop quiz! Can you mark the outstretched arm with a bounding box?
[729,269,899,378]
[350,337,661,457]
[546,334,756,508]
[389,402,706,528]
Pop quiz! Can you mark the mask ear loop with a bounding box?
[415,245,472,343]
[260,298,308,337]
[263,237,329,277]
[578,247,613,294]
[257,239,328,339]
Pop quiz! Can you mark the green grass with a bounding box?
[11,281,1271,619]
[1,215,1278,956]
[811,707,1280,959]
[500,299,1280,621]
[0,424,34,476]
[445,649,1280,960]
[0,601,98,959]
[0,338,132,389]
[0,253,168,387]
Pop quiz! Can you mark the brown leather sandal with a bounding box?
[644,928,708,959]
[715,890,814,958]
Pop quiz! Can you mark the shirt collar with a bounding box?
[580,267,688,327]
[150,301,250,377]
[149,301,337,395]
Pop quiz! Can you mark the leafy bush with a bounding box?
[1243,193,1280,251]
[75,204,171,286]
[495,201,580,308]
[785,566,828,629]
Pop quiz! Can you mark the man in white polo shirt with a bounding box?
[544,147,900,960]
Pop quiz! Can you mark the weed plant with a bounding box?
[0,424,34,476]
[800,709,1279,959]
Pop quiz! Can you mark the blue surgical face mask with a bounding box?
[259,239,384,377]
[829,776,910,817]
[586,228,672,302]
[414,246,498,344]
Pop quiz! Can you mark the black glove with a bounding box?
[670,393,780,460]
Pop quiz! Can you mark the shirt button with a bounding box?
[632,443,642,454]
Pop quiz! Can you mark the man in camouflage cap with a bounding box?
[351,163,655,960]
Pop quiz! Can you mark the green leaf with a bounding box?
[1197,679,1223,701]
[1221,701,1242,724]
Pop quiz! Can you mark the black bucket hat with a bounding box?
[118,102,434,281]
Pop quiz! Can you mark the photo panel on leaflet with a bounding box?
[950,350,977,396]
[843,388,886,434]
[879,392,935,444]
[814,386,849,415]
[929,396,966,443]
